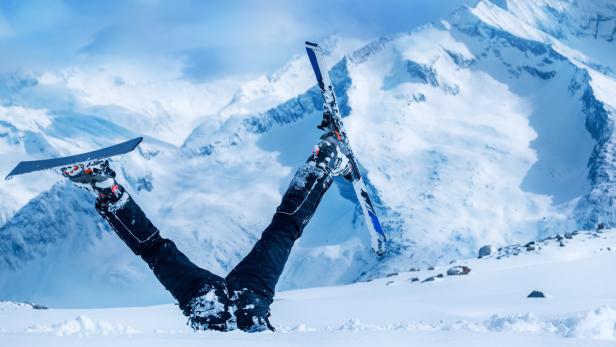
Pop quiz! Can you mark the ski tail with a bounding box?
[354,178,387,255]
[5,137,143,180]
[305,41,328,90]
[305,41,387,256]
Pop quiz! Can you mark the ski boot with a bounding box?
[61,160,125,207]
[276,131,351,230]
[311,132,352,178]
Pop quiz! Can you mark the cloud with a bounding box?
[0,15,13,38]
[0,0,475,79]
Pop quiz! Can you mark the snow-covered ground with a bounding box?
[1,228,614,346]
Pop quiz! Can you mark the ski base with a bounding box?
[5,137,143,180]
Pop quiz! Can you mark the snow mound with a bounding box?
[481,313,545,333]
[278,323,317,333]
[485,308,616,340]
[325,316,536,334]
[26,315,140,336]
[554,306,616,341]
[0,301,33,311]
[0,301,46,310]
[275,307,616,341]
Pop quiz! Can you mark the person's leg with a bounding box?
[63,161,232,331]
[226,133,350,331]
[97,193,233,330]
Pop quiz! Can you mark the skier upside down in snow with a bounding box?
[61,132,351,332]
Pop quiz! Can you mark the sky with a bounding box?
[0,0,475,81]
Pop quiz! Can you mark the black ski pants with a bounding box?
[99,195,301,311]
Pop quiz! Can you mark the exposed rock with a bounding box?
[408,267,419,272]
[527,290,549,298]
[436,274,444,278]
[422,276,436,283]
[478,245,493,258]
[564,232,573,239]
[447,265,471,276]
[386,281,396,286]
[409,277,420,282]
[427,266,436,271]
[559,239,566,247]
[385,272,399,278]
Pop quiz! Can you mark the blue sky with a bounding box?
[0,0,474,81]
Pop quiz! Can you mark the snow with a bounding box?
[0,104,59,224]
[0,301,39,311]
[0,228,615,346]
[339,11,600,265]
[470,0,550,43]
[26,315,140,336]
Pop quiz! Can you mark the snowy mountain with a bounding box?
[0,0,615,308]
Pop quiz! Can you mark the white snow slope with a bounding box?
[0,0,615,310]
[0,228,614,346]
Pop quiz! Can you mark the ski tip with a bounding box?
[5,163,22,181]
[305,41,318,48]
[123,136,144,152]
[132,137,144,148]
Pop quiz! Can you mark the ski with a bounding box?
[305,41,387,256]
[5,137,143,180]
